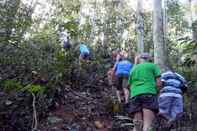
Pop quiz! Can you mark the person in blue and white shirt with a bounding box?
[158,70,188,122]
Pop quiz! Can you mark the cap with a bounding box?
[140,53,151,60]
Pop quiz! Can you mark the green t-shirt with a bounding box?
[128,62,161,97]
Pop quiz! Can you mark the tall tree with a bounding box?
[137,0,144,53]
[163,0,168,65]
[153,0,167,72]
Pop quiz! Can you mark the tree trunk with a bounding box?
[162,0,169,67]
[189,0,197,41]
[137,0,144,54]
[153,0,167,72]
[189,0,193,28]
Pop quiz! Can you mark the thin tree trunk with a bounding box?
[189,0,193,28]
[163,0,169,67]
[189,0,197,41]
[153,0,167,72]
[137,0,144,54]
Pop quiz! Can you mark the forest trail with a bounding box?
[37,80,197,131]
[39,104,112,131]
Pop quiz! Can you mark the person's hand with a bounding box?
[134,54,140,64]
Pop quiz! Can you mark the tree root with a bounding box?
[31,93,38,131]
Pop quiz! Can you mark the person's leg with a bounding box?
[107,69,113,86]
[158,96,172,120]
[123,88,129,104]
[171,97,183,121]
[142,94,159,131]
[116,90,121,103]
[63,41,71,49]
[133,111,143,131]
[122,77,129,103]
[116,75,123,103]
[142,108,155,131]
[127,96,142,131]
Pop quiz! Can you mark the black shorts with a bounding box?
[80,52,89,60]
[127,94,159,114]
[63,41,71,49]
[114,74,128,91]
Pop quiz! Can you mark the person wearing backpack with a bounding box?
[112,51,133,104]
[79,43,90,61]
[158,70,188,125]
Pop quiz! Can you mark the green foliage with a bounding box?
[50,0,80,39]
[63,18,79,38]
[0,0,33,44]
[0,0,196,93]
[79,19,92,42]
[1,79,22,92]
[26,84,46,94]
[167,0,189,36]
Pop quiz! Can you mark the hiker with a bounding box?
[127,53,162,131]
[112,49,122,62]
[59,28,71,50]
[112,51,133,103]
[158,70,188,124]
[79,43,90,61]
[107,49,122,86]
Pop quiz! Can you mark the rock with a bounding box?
[5,100,13,106]
[0,91,4,97]
[49,127,64,131]
[94,120,104,129]
[47,116,63,125]
[54,102,60,108]
[68,123,80,131]
[17,92,26,97]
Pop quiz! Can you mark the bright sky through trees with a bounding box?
[22,0,196,17]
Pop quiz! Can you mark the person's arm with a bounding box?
[112,61,118,76]
[153,64,162,91]
[156,77,162,90]
[181,79,188,93]
[182,84,188,93]
[176,73,188,94]
[126,70,133,101]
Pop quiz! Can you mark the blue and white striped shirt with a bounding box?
[160,71,187,98]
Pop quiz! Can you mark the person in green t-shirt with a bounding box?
[127,53,162,131]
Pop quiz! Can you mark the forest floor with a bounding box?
[1,63,196,131]
[37,82,197,131]
[38,81,117,131]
